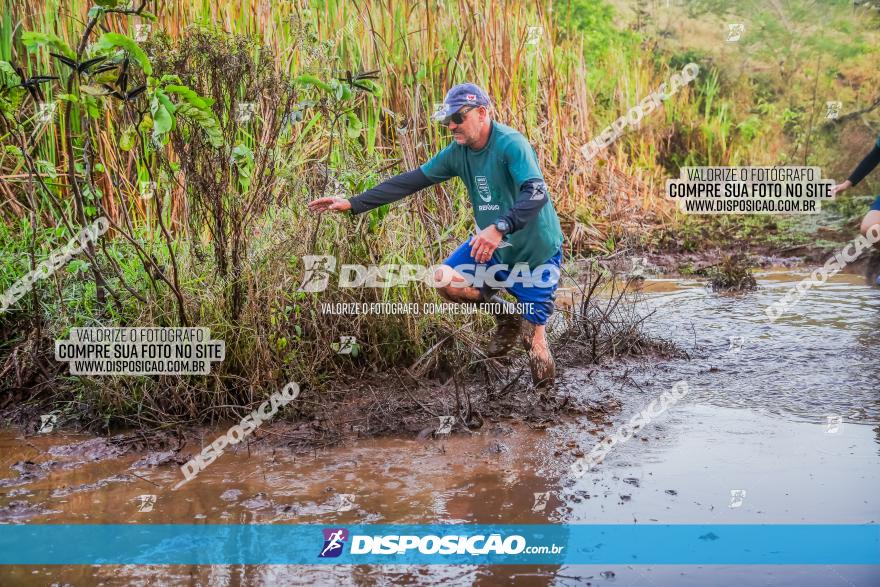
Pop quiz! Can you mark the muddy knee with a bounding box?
[434,266,481,302]
[433,267,460,301]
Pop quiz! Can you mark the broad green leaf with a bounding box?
[21,31,75,59]
[87,6,106,20]
[294,74,332,92]
[230,143,254,193]
[35,159,58,179]
[175,102,223,148]
[67,259,87,273]
[345,111,362,138]
[163,84,213,110]
[0,61,21,88]
[80,84,109,96]
[3,145,24,169]
[300,111,322,136]
[150,99,173,140]
[82,185,100,201]
[339,83,352,101]
[83,94,101,118]
[354,79,382,96]
[90,68,121,85]
[155,90,177,115]
[119,125,136,151]
[96,32,152,76]
[0,61,25,114]
[138,113,152,135]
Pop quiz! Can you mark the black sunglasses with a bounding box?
[440,106,477,126]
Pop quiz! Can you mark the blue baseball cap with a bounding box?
[431,82,491,123]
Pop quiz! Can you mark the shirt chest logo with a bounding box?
[475,176,492,202]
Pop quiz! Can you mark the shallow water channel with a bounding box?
[1,269,878,585]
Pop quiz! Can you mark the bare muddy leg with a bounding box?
[432,265,521,357]
[521,321,555,389]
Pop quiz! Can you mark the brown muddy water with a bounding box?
[1,269,879,586]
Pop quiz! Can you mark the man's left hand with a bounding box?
[470,225,503,263]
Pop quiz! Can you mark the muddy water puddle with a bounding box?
[1,271,878,585]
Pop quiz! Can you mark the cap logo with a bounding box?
[466,94,476,101]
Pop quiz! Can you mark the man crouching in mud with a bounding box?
[308,83,564,387]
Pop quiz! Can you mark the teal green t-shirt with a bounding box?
[420,121,564,269]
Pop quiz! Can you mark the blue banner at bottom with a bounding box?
[0,524,877,565]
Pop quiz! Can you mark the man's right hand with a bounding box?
[307,197,352,213]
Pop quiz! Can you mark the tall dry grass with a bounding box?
[3,0,723,252]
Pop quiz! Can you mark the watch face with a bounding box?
[496,220,509,232]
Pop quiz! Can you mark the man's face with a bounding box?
[448,106,485,147]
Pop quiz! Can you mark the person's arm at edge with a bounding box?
[847,143,880,187]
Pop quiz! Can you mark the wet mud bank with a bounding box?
[1,270,879,585]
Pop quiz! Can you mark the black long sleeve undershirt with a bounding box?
[347,169,549,234]
[848,144,880,187]
[497,178,549,234]
[348,168,435,215]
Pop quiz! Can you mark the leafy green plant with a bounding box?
[0,1,205,327]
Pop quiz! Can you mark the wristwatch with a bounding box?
[494,218,511,235]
